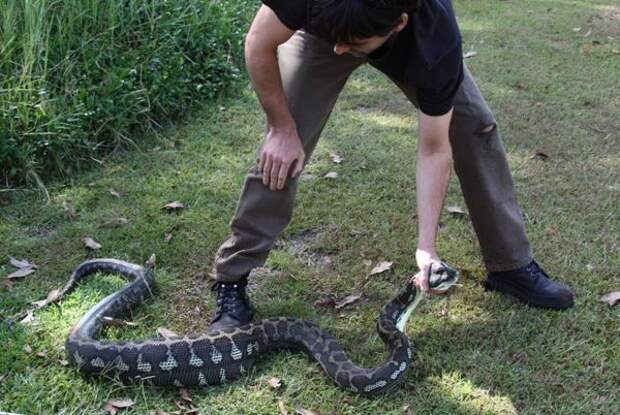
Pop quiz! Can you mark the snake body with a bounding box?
[59,259,457,396]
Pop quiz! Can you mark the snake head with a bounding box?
[428,262,459,292]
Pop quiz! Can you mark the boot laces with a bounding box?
[212,282,246,315]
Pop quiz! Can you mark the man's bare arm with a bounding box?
[245,6,305,189]
[414,109,454,294]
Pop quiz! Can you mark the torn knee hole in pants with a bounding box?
[477,123,497,135]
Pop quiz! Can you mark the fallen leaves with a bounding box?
[172,388,198,413]
[533,151,550,161]
[278,400,289,415]
[268,377,283,389]
[83,237,102,250]
[146,254,157,268]
[157,327,179,338]
[9,257,37,269]
[63,200,78,220]
[6,267,36,280]
[463,51,477,59]
[295,407,320,415]
[324,172,339,179]
[334,293,363,310]
[330,153,344,164]
[6,256,37,280]
[163,201,185,211]
[446,205,467,216]
[99,217,129,229]
[104,398,135,415]
[599,292,620,307]
[20,309,35,324]
[109,188,123,198]
[370,261,393,276]
[103,317,140,327]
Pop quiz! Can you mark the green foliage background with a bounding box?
[0,0,254,183]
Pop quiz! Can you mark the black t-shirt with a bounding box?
[262,0,464,116]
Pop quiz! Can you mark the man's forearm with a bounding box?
[245,40,296,132]
[416,149,452,252]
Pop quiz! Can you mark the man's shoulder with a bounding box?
[261,0,310,31]
[411,0,462,68]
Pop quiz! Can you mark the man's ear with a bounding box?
[394,13,409,32]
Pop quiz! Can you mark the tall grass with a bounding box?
[0,0,254,184]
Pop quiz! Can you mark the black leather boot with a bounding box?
[208,278,254,333]
[484,260,574,310]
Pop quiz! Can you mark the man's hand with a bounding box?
[411,248,447,296]
[258,127,305,191]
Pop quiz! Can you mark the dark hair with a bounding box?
[309,0,422,44]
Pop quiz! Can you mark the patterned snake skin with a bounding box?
[57,259,458,396]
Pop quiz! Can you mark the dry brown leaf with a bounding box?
[463,51,477,59]
[146,254,157,268]
[9,256,37,269]
[533,151,550,161]
[103,317,139,327]
[331,153,344,164]
[335,293,362,310]
[3,279,13,290]
[324,172,339,179]
[20,309,35,325]
[99,217,129,229]
[32,288,62,308]
[268,377,282,389]
[370,261,393,276]
[179,388,193,403]
[295,407,322,415]
[109,189,122,198]
[163,201,185,211]
[7,267,36,279]
[23,344,33,354]
[157,327,179,338]
[165,233,173,242]
[104,398,135,415]
[278,400,289,415]
[83,237,102,250]
[446,205,466,216]
[599,292,620,307]
[63,200,78,220]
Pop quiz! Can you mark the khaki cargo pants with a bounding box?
[213,30,533,282]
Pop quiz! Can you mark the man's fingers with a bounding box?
[291,154,305,178]
[277,162,291,190]
[258,153,265,172]
[270,159,282,191]
[262,157,272,186]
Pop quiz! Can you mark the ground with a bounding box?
[0,0,618,414]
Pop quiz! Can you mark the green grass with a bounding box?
[1,0,619,414]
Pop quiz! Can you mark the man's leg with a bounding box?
[383,62,573,309]
[210,31,365,329]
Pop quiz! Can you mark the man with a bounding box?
[208,0,574,332]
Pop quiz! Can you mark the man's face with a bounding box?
[333,13,409,57]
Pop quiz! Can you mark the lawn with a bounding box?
[0,0,618,414]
